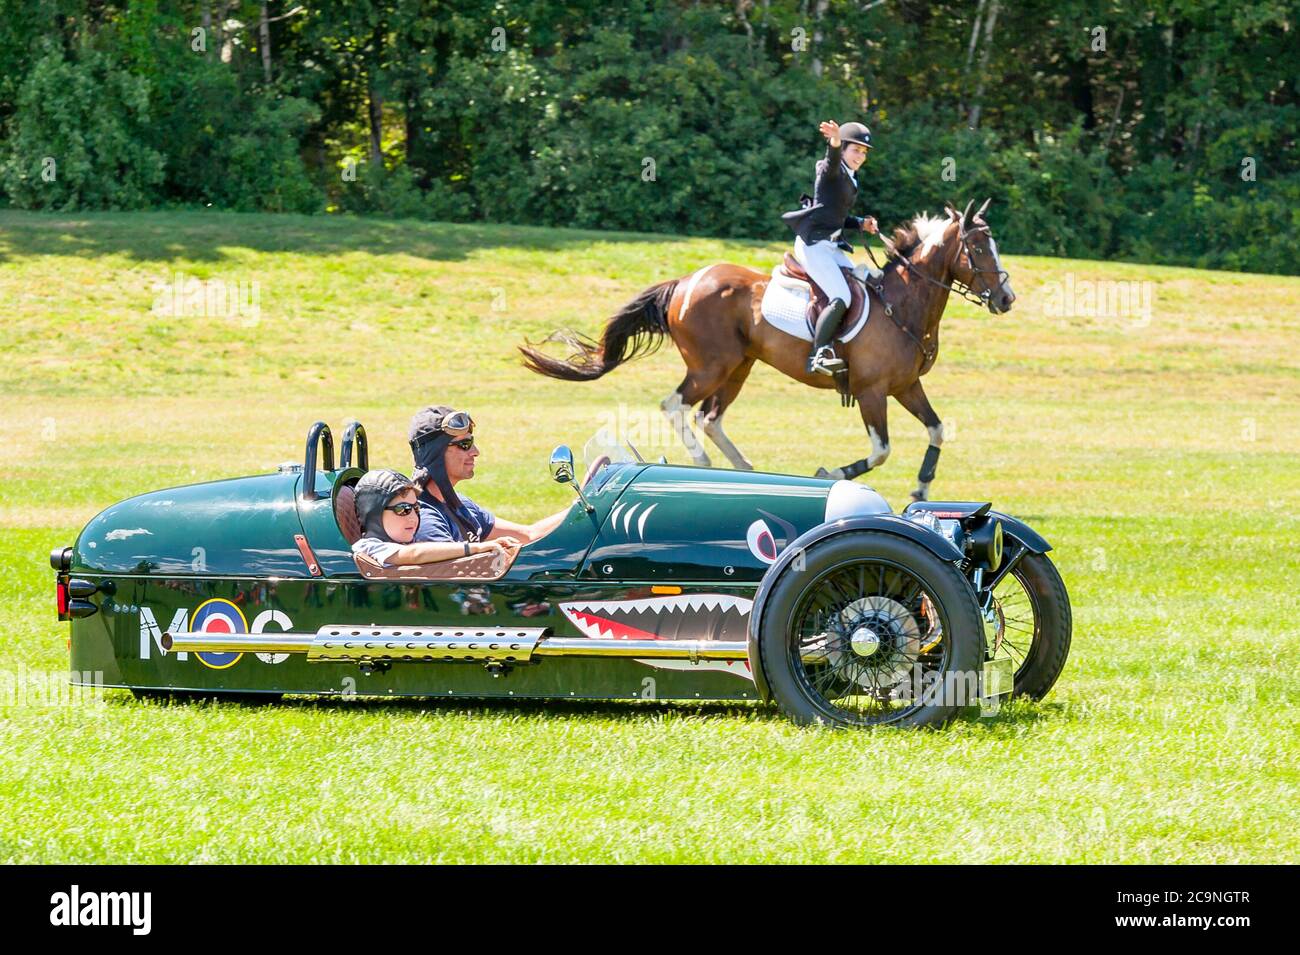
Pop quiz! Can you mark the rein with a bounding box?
[862,219,1008,365]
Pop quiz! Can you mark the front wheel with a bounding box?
[985,551,1072,700]
[758,531,984,729]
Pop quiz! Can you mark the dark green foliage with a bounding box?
[0,0,1295,273]
[3,48,165,210]
[209,96,325,214]
[335,160,471,220]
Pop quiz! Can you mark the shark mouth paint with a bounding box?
[558,593,753,642]
[557,594,756,680]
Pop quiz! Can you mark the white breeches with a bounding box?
[794,237,853,305]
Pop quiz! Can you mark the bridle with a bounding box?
[859,206,1009,365]
[872,215,1008,309]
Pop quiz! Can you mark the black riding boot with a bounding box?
[808,298,848,376]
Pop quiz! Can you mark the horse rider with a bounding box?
[781,119,880,376]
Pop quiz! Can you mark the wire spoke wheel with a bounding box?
[759,531,983,729]
[984,551,1072,700]
[987,564,1040,682]
[791,559,948,725]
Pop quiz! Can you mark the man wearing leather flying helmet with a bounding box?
[408,405,568,546]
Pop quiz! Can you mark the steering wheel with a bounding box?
[581,455,610,491]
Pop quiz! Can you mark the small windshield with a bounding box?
[582,427,642,475]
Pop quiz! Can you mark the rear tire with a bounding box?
[758,531,983,729]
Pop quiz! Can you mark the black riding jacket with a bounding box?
[781,141,868,247]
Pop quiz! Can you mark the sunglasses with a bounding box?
[449,436,476,451]
[385,501,419,516]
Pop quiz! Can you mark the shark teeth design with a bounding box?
[558,593,753,641]
[560,593,753,616]
[562,607,661,641]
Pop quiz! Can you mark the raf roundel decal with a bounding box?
[746,519,778,564]
[191,598,249,669]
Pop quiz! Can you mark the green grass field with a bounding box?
[2,208,1297,863]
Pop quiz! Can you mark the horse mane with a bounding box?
[884,212,951,263]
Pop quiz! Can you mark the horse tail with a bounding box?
[519,279,679,381]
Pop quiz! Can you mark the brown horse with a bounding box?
[519,200,1015,500]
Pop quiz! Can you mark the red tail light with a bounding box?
[56,578,69,618]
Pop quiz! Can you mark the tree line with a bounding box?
[1,1,1295,274]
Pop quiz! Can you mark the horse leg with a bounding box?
[695,359,757,469]
[661,366,732,467]
[662,270,754,468]
[815,390,890,480]
[894,380,943,501]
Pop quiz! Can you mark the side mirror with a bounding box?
[549,445,592,513]
[550,445,575,484]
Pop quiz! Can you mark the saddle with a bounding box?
[780,252,868,334]
[777,253,869,408]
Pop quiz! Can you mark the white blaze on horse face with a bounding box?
[989,236,1014,299]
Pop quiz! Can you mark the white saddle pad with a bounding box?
[759,265,872,343]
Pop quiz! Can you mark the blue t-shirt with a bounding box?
[412,494,495,543]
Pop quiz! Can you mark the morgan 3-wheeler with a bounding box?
[51,422,1072,729]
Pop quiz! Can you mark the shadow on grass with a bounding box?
[111,687,1071,729]
[110,687,781,724]
[949,698,1069,729]
[0,209,760,266]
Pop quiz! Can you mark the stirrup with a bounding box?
[808,346,846,376]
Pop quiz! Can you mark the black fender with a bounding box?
[904,500,1053,554]
[745,515,965,704]
[990,512,1052,554]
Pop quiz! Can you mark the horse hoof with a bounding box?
[815,466,844,480]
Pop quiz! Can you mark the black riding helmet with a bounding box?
[838,121,873,149]
[354,469,418,540]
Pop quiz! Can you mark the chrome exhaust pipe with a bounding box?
[163,633,318,655]
[164,626,547,663]
[162,626,749,664]
[534,638,746,661]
